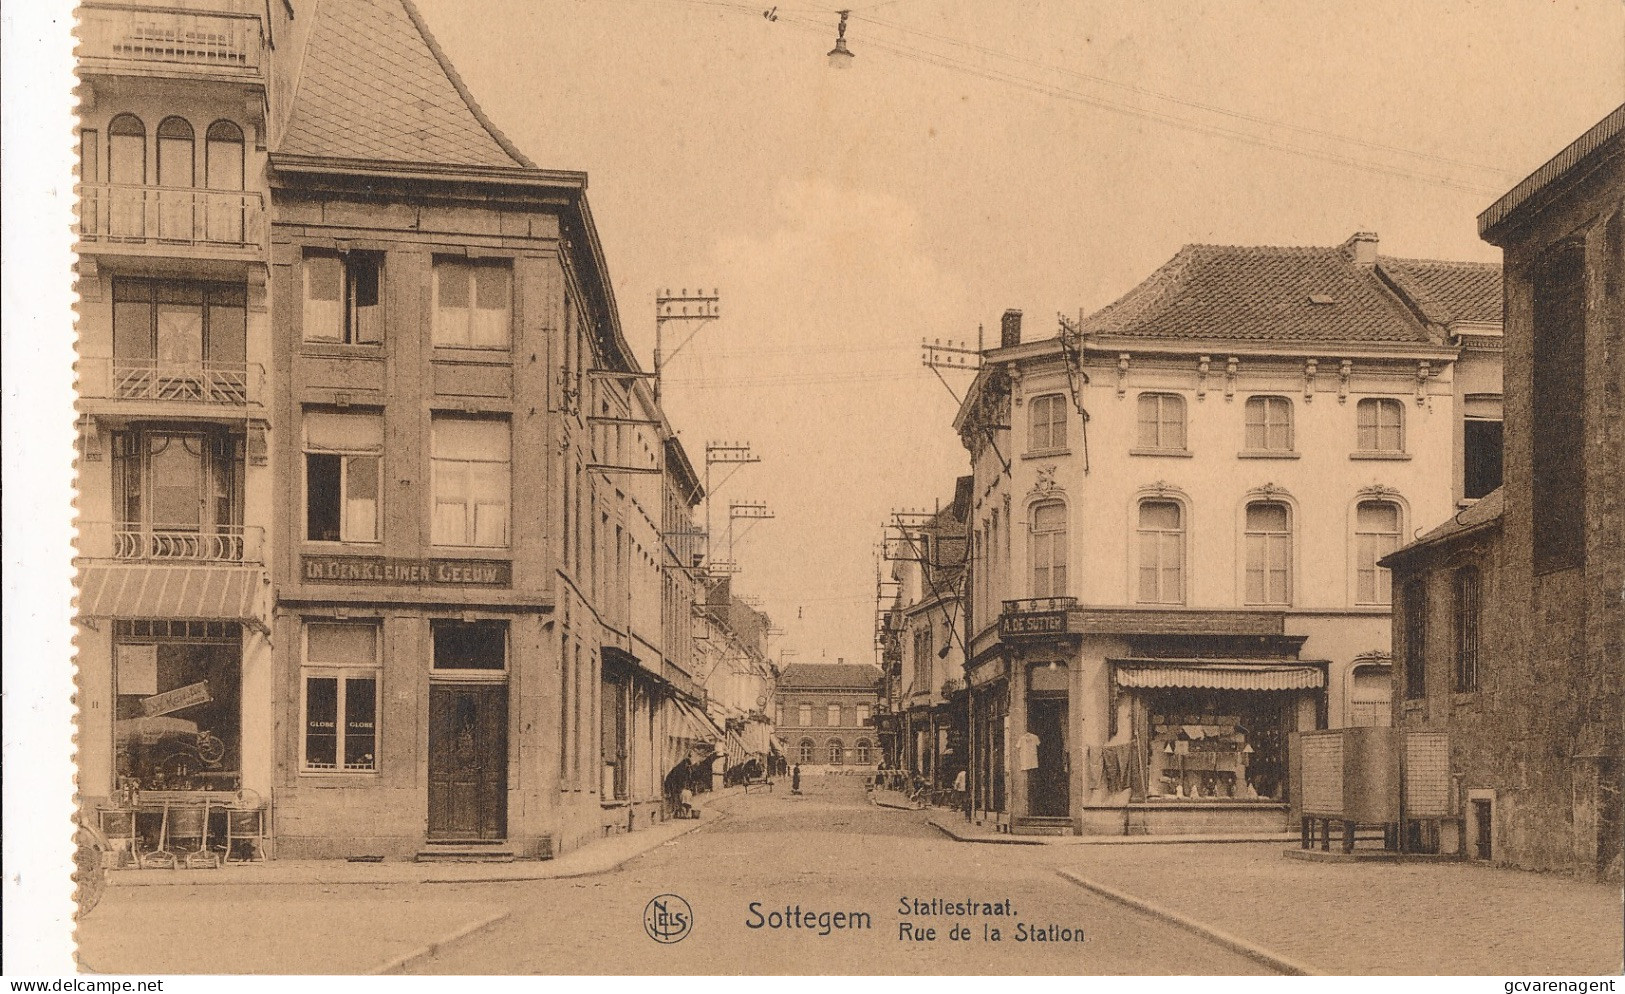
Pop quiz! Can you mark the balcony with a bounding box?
[78,3,265,83]
[79,185,264,259]
[999,597,1077,639]
[79,357,264,419]
[79,522,265,565]
[1003,596,1079,615]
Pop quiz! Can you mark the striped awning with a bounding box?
[78,565,265,623]
[1115,662,1324,691]
[670,697,723,744]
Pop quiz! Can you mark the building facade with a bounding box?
[74,0,279,824]
[776,663,882,770]
[77,0,720,862]
[956,236,1502,835]
[1385,106,1623,879]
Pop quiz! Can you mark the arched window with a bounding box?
[1244,501,1292,605]
[1137,499,1184,604]
[827,739,845,765]
[1028,394,1068,452]
[108,114,146,184]
[156,116,194,186]
[1244,396,1294,452]
[107,115,146,239]
[1356,397,1404,453]
[204,121,244,190]
[798,738,815,763]
[1136,393,1187,451]
[855,739,872,764]
[1030,500,1067,598]
[1354,501,1401,604]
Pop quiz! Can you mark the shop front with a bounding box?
[1100,659,1324,835]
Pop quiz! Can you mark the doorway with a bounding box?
[1026,695,1069,817]
[1470,795,1494,861]
[428,684,508,841]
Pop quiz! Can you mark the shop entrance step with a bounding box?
[1011,815,1075,836]
[415,843,516,863]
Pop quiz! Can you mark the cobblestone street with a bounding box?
[74,775,1623,975]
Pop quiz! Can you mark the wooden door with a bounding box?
[428,684,508,841]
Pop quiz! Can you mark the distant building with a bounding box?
[776,663,882,769]
[1385,105,1623,879]
[956,235,1503,836]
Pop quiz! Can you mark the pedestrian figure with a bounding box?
[791,763,802,794]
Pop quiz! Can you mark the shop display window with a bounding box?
[301,621,381,773]
[1142,691,1286,801]
[113,621,242,792]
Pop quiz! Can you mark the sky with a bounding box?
[411,0,1624,670]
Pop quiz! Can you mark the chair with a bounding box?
[137,806,177,869]
[224,805,267,863]
[97,808,141,870]
[166,803,219,869]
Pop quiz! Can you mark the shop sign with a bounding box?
[140,680,212,718]
[1000,610,1067,637]
[302,555,512,587]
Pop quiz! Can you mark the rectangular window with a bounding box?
[857,704,871,726]
[1028,394,1067,452]
[1404,582,1427,700]
[1031,501,1068,598]
[827,704,841,726]
[1136,393,1187,450]
[1357,398,1405,452]
[1244,396,1294,451]
[1355,501,1401,605]
[431,417,511,548]
[432,620,507,670]
[1244,502,1292,605]
[1464,418,1504,500]
[113,624,243,791]
[112,279,248,382]
[434,259,512,349]
[113,429,243,539]
[601,667,629,800]
[303,411,382,543]
[302,622,380,772]
[1532,242,1586,572]
[798,703,812,727]
[1454,569,1481,693]
[302,250,383,345]
[1137,500,1184,604]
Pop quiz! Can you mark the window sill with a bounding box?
[433,346,512,362]
[1237,450,1300,459]
[301,342,384,358]
[1451,691,1481,706]
[297,770,380,781]
[1022,448,1071,460]
[1350,451,1411,461]
[1402,699,1426,711]
[1129,448,1192,458]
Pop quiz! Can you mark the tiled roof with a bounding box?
[279,0,532,169]
[1081,235,1496,346]
[1378,258,1503,328]
[779,663,882,691]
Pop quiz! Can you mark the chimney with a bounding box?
[1000,309,1023,348]
[1345,231,1379,266]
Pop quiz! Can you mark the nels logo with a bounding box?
[643,894,693,944]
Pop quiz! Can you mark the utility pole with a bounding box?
[704,441,760,571]
[654,288,720,404]
[727,499,775,571]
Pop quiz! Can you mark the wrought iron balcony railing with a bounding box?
[79,185,264,251]
[79,522,265,565]
[79,357,263,406]
[78,5,264,76]
[1002,596,1079,615]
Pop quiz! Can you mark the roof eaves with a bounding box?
[1480,104,1625,243]
[268,152,587,192]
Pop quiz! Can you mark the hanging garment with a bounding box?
[1017,731,1041,771]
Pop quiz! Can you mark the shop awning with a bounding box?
[78,565,266,627]
[1114,661,1324,691]
[670,697,723,744]
[769,737,786,756]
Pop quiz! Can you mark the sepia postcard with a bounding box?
[2,0,1623,983]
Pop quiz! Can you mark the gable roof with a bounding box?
[1080,234,1498,347]
[278,0,533,169]
[779,663,882,691]
[1380,487,1503,567]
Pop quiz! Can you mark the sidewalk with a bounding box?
[107,788,739,888]
[925,811,1298,846]
[1058,842,1624,975]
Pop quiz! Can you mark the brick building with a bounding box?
[775,663,882,770]
[1384,105,1623,878]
